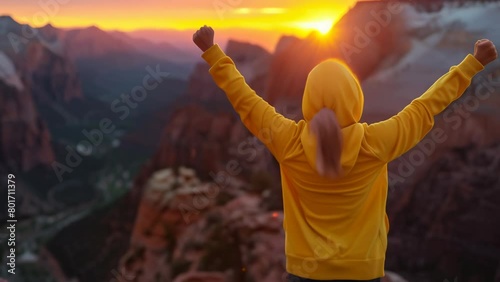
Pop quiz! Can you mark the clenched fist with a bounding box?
[474,39,497,66]
[193,25,214,52]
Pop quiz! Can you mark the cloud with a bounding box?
[260,8,286,14]
[234,8,251,14]
[233,7,287,15]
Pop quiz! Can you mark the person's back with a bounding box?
[192,26,498,281]
[275,60,388,280]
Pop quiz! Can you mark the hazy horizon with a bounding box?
[2,0,359,52]
[2,14,318,52]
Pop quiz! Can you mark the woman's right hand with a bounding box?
[193,25,215,52]
[474,39,497,66]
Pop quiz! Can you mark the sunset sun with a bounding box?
[296,19,334,35]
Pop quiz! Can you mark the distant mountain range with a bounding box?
[37,22,199,66]
[127,28,285,53]
[0,15,190,223]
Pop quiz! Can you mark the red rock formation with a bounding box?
[172,272,226,282]
[0,80,55,171]
[1,18,83,103]
[0,17,83,170]
[150,104,236,178]
[386,142,500,281]
[145,102,279,192]
[119,167,286,282]
[18,40,83,103]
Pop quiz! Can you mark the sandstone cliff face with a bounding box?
[147,104,276,183]
[386,142,500,281]
[0,17,88,232]
[0,17,83,171]
[0,79,55,171]
[20,40,83,103]
[124,167,283,282]
[0,16,83,103]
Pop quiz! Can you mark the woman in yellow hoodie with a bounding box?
[193,25,497,282]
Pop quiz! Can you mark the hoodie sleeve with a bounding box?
[202,44,298,161]
[365,54,484,163]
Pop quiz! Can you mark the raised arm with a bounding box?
[193,25,297,161]
[365,39,497,163]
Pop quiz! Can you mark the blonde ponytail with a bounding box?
[309,108,343,178]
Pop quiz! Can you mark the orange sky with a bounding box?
[3,0,358,50]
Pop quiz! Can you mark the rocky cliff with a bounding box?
[0,79,54,171]
[0,16,83,171]
[145,103,277,183]
[0,16,83,103]
[120,168,257,281]
[387,142,500,281]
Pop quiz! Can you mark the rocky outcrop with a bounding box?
[173,272,226,282]
[109,167,327,282]
[0,17,82,170]
[0,44,56,171]
[146,104,277,182]
[0,80,55,171]
[386,142,500,281]
[0,17,83,103]
[21,40,83,103]
[224,40,272,98]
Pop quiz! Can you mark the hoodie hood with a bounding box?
[300,59,365,175]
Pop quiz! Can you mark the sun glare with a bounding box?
[296,19,334,35]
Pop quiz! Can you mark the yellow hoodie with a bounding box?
[202,44,484,280]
